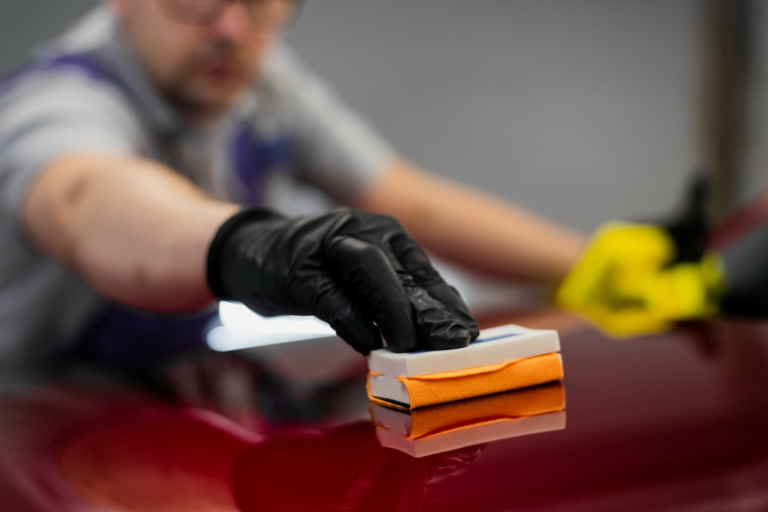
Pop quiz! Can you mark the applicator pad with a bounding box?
[367,324,563,409]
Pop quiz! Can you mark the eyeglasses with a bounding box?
[160,0,302,29]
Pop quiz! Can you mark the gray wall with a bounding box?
[0,0,707,233]
[741,2,768,204]
[0,1,96,72]
[286,0,704,231]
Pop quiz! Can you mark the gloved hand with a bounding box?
[556,176,724,336]
[207,208,479,354]
[555,222,723,336]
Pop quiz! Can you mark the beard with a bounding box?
[161,38,261,124]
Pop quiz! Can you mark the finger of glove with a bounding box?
[422,282,480,341]
[311,273,383,355]
[406,283,471,351]
[390,235,479,340]
[323,236,419,352]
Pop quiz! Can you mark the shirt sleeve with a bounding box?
[0,70,142,244]
[260,44,396,203]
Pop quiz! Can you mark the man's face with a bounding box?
[112,0,295,119]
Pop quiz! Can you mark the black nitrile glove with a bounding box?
[207,208,479,355]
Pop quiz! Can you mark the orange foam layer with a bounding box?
[369,382,565,441]
[367,352,564,410]
[406,382,565,440]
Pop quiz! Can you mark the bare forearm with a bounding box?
[23,153,239,312]
[420,188,585,283]
[356,161,586,283]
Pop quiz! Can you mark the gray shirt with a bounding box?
[0,7,394,369]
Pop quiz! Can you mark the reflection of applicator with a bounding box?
[371,383,566,457]
[367,324,563,410]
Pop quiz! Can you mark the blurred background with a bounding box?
[3,0,766,303]
[1,6,768,509]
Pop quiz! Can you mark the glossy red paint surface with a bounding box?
[0,313,767,511]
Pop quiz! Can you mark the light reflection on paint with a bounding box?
[207,302,336,352]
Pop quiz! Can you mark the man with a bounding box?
[0,0,584,370]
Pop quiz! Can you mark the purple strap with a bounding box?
[231,119,293,205]
[0,52,125,99]
[75,307,219,371]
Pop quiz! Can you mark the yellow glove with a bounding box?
[556,222,723,337]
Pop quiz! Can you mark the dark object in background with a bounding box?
[654,172,768,319]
